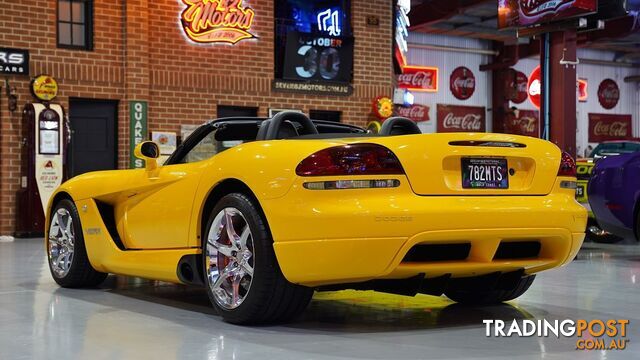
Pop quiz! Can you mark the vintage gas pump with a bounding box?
[15,75,67,237]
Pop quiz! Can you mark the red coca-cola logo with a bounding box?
[449,67,475,100]
[588,113,632,142]
[578,78,588,102]
[528,65,541,108]
[597,79,619,110]
[520,0,573,17]
[437,104,486,133]
[505,110,539,137]
[394,104,430,122]
[508,70,528,104]
[397,66,439,92]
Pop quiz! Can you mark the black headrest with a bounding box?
[256,120,270,140]
[276,121,299,139]
[379,117,421,136]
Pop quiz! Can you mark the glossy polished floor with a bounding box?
[0,238,638,360]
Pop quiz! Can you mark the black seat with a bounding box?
[379,117,421,136]
[263,111,318,140]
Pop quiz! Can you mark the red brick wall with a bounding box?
[0,0,393,235]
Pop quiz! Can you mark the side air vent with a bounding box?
[402,243,471,262]
[494,241,541,260]
[95,200,126,250]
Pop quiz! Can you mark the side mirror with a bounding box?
[134,141,159,171]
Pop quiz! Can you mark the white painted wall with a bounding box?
[407,33,640,155]
[407,32,493,133]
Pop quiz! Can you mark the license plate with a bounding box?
[462,158,509,189]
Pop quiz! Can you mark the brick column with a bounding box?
[122,0,150,168]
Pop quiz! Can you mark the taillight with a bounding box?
[295,144,405,176]
[557,151,576,177]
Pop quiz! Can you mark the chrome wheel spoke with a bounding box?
[208,240,234,257]
[238,226,250,250]
[241,262,253,276]
[224,209,239,248]
[231,274,242,305]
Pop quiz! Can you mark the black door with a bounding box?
[69,99,118,177]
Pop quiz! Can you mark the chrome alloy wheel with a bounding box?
[48,208,75,278]
[205,207,255,310]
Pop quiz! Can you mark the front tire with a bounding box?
[47,199,108,288]
[445,275,535,305]
[203,193,313,324]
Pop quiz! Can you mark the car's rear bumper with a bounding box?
[265,177,587,286]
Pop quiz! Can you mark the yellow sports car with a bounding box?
[46,112,586,324]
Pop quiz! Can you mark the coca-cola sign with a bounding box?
[498,0,596,29]
[588,113,632,143]
[397,66,438,92]
[597,79,620,110]
[508,70,528,104]
[449,67,475,100]
[578,78,588,102]
[394,104,430,122]
[505,110,539,137]
[437,104,486,133]
[528,65,541,109]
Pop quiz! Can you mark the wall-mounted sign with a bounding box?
[588,113,632,142]
[129,101,148,168]
[597,79,620,110]
[272,79,352,96]
[180,0,256,44]
[437,104,486,132]
[394,0,411,72]
[450,66,475,100]
[372,96,394,119]
[498,0,597,29]
[31,75,58,102]
[395,104,430,122]
[507,70,528,104]
[282,32,353,84]
[0,48,29,75]
[505,109,539,137]
[578,78,588,102]
[527,66,541,109]
[317,8,342,36]
[397,66,438,92]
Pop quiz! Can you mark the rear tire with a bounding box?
[445,275,535,305]
[47,199,108,288]
[202,193,313,324]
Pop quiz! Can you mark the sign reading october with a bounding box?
[181,0,256,44]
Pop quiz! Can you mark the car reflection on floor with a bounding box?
[0,238,639,359]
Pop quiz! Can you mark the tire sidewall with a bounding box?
[202,193,276,321]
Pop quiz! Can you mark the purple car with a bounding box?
[588,152,640,241]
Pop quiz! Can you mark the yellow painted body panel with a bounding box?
[45,132,587,287]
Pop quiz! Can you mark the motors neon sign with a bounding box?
[180,0,256,44]
[317,8,342,36]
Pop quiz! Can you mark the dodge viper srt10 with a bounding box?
[45,112,587,324]
[588,152,640,242]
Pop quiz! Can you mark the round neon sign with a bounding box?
[527,66,541,109]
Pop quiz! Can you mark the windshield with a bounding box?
[590,142,640,157]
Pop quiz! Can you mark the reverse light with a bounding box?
[295,144,405,176]
[303,179,401,190]
[557,151,576,177]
